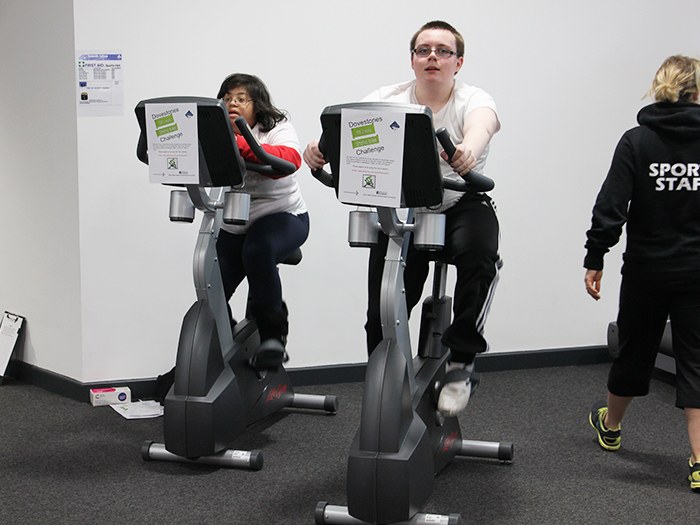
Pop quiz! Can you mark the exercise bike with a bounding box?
[135,96,337,469]
[311,102,513,524]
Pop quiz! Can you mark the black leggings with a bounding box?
[365,194,501,364]
[216,212,309,316]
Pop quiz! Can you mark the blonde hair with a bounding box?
[649,55,700,103]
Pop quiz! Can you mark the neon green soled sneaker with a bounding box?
[588,401,621,451]
[689,457,700,491]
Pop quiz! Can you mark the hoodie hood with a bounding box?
[637,102,700,141]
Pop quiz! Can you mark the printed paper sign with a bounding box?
[144,103,199,184]
[76,52,124,116]
[338,108,406,207]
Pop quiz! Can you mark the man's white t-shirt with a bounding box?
[363,79,498,211]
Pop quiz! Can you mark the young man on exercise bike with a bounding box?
[304,20,501,415]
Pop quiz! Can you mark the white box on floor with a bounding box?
[90,386,131,406]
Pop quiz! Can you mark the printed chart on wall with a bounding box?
[144,103,199,184]
[338,108,406,207]
[76,51,124,116]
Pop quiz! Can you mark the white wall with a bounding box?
[3,0,699,383]
[0,0,83,379]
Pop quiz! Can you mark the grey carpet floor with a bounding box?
[0,363,697,524]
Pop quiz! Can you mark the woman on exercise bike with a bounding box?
[216,73,308,370]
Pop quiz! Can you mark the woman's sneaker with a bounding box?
[588,401,621,451]
[249,339,288,370]
[689,457,700,491]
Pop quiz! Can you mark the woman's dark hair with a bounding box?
[217,73,287,132]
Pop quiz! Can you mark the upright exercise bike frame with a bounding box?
[135,96,337,469]
[312,102,513,524]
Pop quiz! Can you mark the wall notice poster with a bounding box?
[76,51,124,116]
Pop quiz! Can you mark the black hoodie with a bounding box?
[584,102,700,278]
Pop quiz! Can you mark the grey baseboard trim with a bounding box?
[4,345,612,403]
[474,345,612,372]
[289,363,367,387]
[4,359,157,403]
[291,345,613,385]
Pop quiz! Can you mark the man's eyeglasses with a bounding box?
[412,46,458,59]
[223,96,253,107]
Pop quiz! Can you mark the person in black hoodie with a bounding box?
[584,55,700,491]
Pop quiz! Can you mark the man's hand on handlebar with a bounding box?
[441,143,477,177]
[303,141,326,170]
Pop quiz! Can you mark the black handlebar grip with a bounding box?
[234,116,297,175]
[435,127,457,160]
[312,168,334,188]
[435,127,495,192]
[310,134,334,187]
[463,171,495,192]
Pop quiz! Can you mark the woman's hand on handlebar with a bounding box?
[441,143,476,177]
[303,141,326,170]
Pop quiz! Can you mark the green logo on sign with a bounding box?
[154,114,175,128]
[351,123,376,138]
[155,113,179,137]
[156,124,179,137]
[352,135,380,148]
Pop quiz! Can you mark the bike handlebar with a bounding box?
[311,135,334,187]
[311,128,495,193]
[434,128,495,192]
[234,116,297,176]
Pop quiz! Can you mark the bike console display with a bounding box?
[318,102,444,208]
[135,96,245,188]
